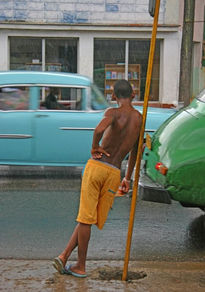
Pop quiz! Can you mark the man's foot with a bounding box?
[52,257,66,274]
[65,264,87,278]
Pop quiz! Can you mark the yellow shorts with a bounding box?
[76,159,121,230]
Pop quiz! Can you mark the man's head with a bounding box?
[113,79,134,100]
[50,87,60,96]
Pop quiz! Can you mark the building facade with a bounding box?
[0,0,204,106]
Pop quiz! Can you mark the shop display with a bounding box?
[104,64,141,101]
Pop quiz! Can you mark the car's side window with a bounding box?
[40,86,83,110]
[0,87,29,111]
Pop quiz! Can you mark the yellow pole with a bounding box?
[122,0,161,281]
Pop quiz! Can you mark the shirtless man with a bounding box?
[53,79,142,278]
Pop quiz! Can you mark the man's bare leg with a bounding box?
[58,223,80,267]
[69,222,91,275]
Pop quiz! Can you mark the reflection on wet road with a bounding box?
[0,165,205,262]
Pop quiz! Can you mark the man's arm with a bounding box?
[120,112,142,193]
[91,108,114,158]
[120,141,139,193]
[125,143,138,181]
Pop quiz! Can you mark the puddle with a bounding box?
[92,267,147,281]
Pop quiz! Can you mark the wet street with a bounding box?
[0,164,205,262]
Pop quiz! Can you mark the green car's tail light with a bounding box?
[155,162,168,175]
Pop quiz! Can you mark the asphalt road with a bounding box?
[0,165,205,262]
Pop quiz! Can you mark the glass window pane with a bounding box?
[129,40,160,101]
[46,39,77,73]
[40,86,83,110]
[94,39,125,100]
[0,86,29,110]
[94,39,160,102]
[10,38,42,70]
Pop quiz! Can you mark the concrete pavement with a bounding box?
[1,259,205,292]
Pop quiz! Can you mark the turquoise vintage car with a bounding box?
[140,89,205,210]
[0,71,175,167]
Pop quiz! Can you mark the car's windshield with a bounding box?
[197,89,205,103]
[91,84,109,110]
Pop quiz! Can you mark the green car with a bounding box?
[140,89,205,211]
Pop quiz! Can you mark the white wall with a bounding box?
[0,32,9,70]
[164,0,181,25]
[0,0,166,25]
[159,32,181,105]
[78,33,94,79]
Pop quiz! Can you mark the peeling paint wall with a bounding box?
[0,0,168,24]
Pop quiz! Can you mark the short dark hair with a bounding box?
[113,79,133,99]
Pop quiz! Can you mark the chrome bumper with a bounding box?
[139,173,172,204]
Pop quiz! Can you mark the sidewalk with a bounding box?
[1,259,205,292]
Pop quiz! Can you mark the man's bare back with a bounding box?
[91,79,142,171]
[98,105,141,168]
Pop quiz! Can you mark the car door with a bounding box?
[0,86,33,164]
[34,86,104,166]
